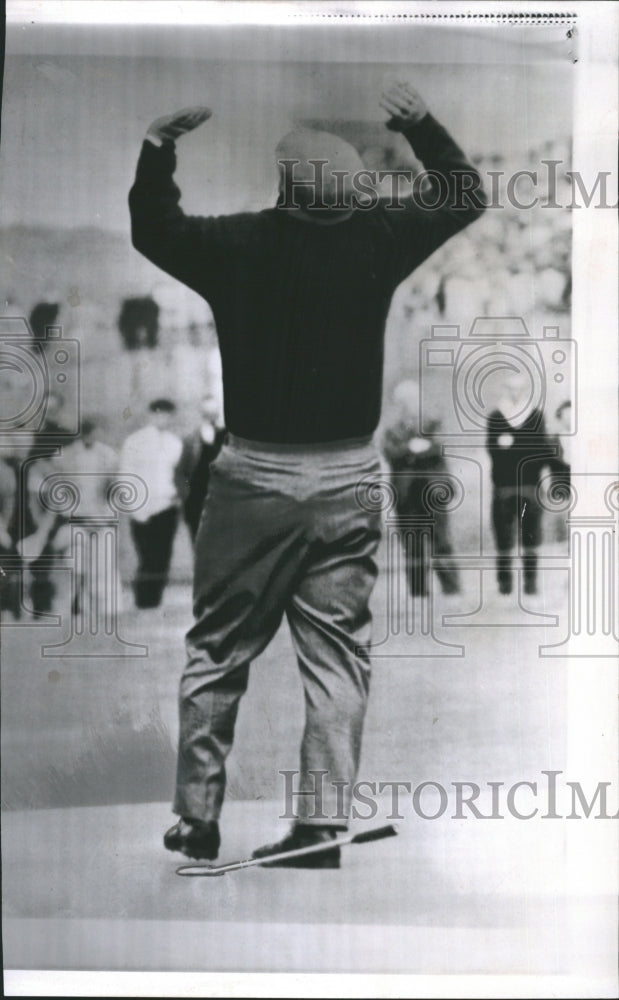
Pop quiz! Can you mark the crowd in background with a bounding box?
[0,380,572,621]
[1,135,573,618]
[0,391,226,620]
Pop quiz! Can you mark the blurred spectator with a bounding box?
[382,380,460,597]
[29,301,59,342]
[175,393,226,545]
[538,267,567,310]
[551,399,572,475]
[119,399,182,608]
[28,390,70,460]
[58,418,119,615]
[118,295,160,350]
[548,399,572,544]
[62,417,117,517]
[0,447,22,619]
[9,391,71,580]
[17,420,122,618]
[18,449,68,615]
[486,373,555,596]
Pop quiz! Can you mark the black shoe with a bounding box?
[164,818,220,860]
[252,824,342,869]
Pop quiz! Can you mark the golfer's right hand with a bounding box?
[146,106,213,144]
[380,82,428,130]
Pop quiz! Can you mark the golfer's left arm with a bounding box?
[379,83,486,262]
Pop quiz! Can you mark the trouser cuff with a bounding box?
[173,784,221,824]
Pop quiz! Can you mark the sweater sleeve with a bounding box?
[129,140,229,295]
[382,113,487,283]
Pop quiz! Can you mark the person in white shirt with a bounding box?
[119,399,182,608]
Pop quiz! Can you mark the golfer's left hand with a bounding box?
[380,82,428,130]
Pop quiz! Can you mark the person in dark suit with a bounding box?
[486,373,554,596]
[547,399,572,543]
[549,400,571,486]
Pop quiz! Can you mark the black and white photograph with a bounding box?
[1,2,617,996]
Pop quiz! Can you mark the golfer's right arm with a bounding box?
[129,106,216,289]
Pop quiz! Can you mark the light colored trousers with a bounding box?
[174,434,382,826]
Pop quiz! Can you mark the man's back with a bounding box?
[129,110,485,443]
[200,207,397,442]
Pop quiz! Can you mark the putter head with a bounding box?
[176,864,226,877]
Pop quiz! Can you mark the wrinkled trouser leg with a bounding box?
[174,472,303,823]
[286,518,380,826]
[174,660,250,823]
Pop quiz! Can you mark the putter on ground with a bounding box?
[175,822,399,877]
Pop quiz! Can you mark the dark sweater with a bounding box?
[129,114,485,444]
[486,408,553,489]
